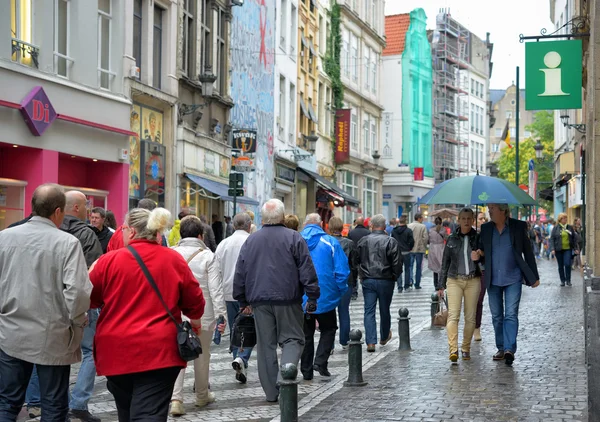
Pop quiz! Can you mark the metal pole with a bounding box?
[233,191,237,217]
[515,66,520,219]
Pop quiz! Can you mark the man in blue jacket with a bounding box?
[300,214,350,380]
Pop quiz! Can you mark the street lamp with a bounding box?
[303,131,319,154]
[534,139,544,162]
[487,162,499,178]
[560,114,586,134]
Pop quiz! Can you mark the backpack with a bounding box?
[231,313,257,351]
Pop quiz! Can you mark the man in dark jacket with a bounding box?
[474,203,539,366]
[199,215,217,252]
[348,216,370,299]
[357,214,401,353]
[233,199,319,403]
[89,207,113,254]
[391,215,414,292]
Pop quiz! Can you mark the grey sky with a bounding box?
[385,0,553,89]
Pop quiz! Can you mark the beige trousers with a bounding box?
[171,329,213,402]
[446,277,481,353]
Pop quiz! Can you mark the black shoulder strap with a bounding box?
[127,245,178,327]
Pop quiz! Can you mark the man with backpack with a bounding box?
[391,215,415,292]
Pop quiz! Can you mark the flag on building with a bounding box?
[500,119,512,149]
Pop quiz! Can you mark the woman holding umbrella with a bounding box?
[438,208,481,362]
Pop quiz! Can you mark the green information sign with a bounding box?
[525,40,582,110]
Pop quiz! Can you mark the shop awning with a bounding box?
[298,168,360,207]
[185,173,260,206]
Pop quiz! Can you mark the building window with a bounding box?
[495,128,502,137]
[371,53,377,94]
[506,111,512,119]
[54,0,72,78]
[470,103,474,132]
[351,108,358,151]
[351,34,358,82]
[470,78,474,94]
[200,0,210,72]
[10,0,35,67]
[289,82,296,144]
[479,106,484,135]
[364,46,370,91]
[372,0,377,29]
[470,142,474,170]
[152,6,163,89]
[280,0,287,51]
[364,0,370,25]
[182,0,194,76]
[279,76,286,140]
[363,113,370,154]
[475,81,480,98]
[371,118,377,152]
[524,130,531,138]
[363,176,377,217]
[510,127,516,138]
[342,29,350,77]
[342,171,358,224]
[290,5,297,57]
[325,86,332,135]
[98,0,112,89]
[492,143,499,152]
[215,9,227,94]
[133,0,142,78]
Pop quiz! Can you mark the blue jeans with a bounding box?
[410,253,424,288]
[362,279,395,345]
[397,254,412,290]
[226,301,253,367]
[0,348,70,422]
[338,285,352,346]
[25,366,40,407]
[555,249,572,283]
[70,308,99,411]
[488,282,522,354]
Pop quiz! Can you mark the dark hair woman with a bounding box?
[428,217,447,290]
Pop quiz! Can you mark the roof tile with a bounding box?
[383,14,411,56]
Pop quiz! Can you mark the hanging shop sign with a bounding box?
[20,86,57,136]
[232,156,255,172]
[232,128,257,154]
[334,109,351,164]
[525,40,582,110]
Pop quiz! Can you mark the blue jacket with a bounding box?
[301,225,350,314]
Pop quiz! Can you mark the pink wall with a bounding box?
[0,147,59,215]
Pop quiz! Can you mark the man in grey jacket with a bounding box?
[0,183,92,421]
[407,213,429,289]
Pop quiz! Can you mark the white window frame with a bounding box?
[363,113,370,154]
[371,52,377,94]
[182,0,194,76]
[280,0,287,51]
[342,29,350,77]
[371,117,377,152]
[290,4,297,58]
[279,75,286,140]
[54,0,73,79]
[351,34,358,82]
[364,46,370,91]
[363,176,377,217]
[215,8,226,94]
[342,171,358,224]
[199,0,210,73]
[289,82,296,145]
[97,0,115,90]
[351,108,358,151]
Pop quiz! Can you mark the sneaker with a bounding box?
[379,330,392,346]
[27,407,41,418]
[302,371,313,380]
[68,410,101,422]
[415,286,422,290]
[232,357,247,384]
[567,281,572,286]
[170,400,186,416]
[473,328,482,342]
[366,344,376,353]
[492,350,505,361]
[504,350,515,366]
[449,351,458,362]
[461,351,471,360]
[313,365,331,377]
[195,392,216,408]
[560,282,565,287]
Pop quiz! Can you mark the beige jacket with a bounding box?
[173,237,227,331]
[408,221,429,253]
[0,217,92,365]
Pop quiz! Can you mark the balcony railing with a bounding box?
[11,38,39,68]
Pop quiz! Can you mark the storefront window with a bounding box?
[179,178,218,220]
[363,176,377,218]
[296,180,308,225]
[341,171,358,224]
[0,180,26,230]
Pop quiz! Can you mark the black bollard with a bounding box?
[430,292,440,328]
[344,329,368,387]
[398,308,411,350]
[279,363,299,422]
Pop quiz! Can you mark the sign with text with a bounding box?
[232,129,257,154]
[20,86,57,136]
[525,40,582,110]
[232,156,255,172]
[382,112,393,158]
[334,109,351,164]
[414,167,424,181]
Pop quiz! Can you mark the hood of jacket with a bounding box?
[302,224,327,251]
[392,225,408,236]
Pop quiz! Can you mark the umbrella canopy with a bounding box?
[419,175,536,206]
[429,208,459,219]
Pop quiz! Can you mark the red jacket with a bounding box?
[89,239,205,376]
[106,225,125,252]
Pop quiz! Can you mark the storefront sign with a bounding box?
[382,112,393,158]
[129,105,142,198]
[414,167,424,181]
[525,40,582,110]
[232,156,255,172]
[20,86,57,136]
[335,109,351,164]
[232,129,257,153]
[276,164,296,183]
[140,141,166,206]
[568,175,582,207]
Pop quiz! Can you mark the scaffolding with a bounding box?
[432,11,470,183]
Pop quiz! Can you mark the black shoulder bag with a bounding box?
[231,312,257,351]
[127,246,202,361]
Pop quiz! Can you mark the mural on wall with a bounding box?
[141,107,163,144]
[230,0,275,220]
[129,105,141,198]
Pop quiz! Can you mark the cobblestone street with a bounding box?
[18,260,587,421]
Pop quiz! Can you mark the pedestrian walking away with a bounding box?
[328,217,359,350]
[408,213,429,289]
[428,217,447,293]
[233,199,319,402]
[88,207,205,421]
[300,214,350,380]
[391,215,414,292]
[550,213,578,287]
[0,184,92,422]
[170,216,227,416]
[348,216,372,300]
[357,214,401,352]
[475,203,540,366]
[214,212,254,385]
[474,211,489,342]
[437,208,481,363]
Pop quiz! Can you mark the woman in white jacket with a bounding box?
[170,216,227,416]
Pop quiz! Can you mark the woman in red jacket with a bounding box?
[89,207,205,421]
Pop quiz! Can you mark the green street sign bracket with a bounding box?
[519,16,590,43]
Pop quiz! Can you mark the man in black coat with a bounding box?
[473,203,539,366]
[391,215,414,292]
[348,216,371,299]
[90,207,113,254]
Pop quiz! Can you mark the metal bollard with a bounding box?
[430,292,440,327]
[279,363,299,422]
[398,308,411,350]
[344,329,368,387]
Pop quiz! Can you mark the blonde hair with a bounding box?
[557,212,568,222]
[246,210,255,221]
[284,214,300,231]
[127,207,171,241]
